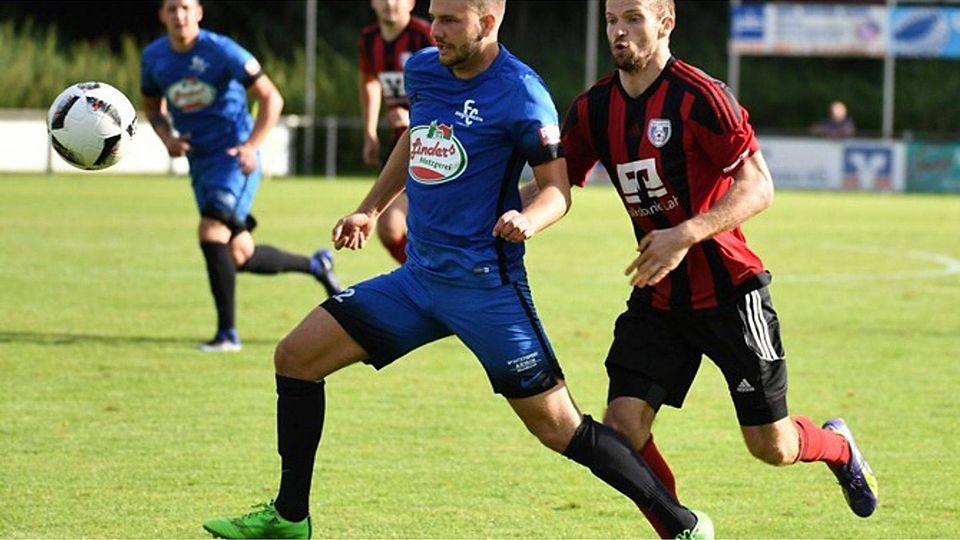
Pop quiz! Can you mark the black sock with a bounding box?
[199,242,236,332]
[239,245,311,275]
[563,415,696,536]
[274,375,326,522]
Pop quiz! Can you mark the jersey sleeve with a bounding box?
[689,84,759,175]
[510,74,562,167]
[140,48,162,97]
[560,96,599,187]
[221,37,263,88]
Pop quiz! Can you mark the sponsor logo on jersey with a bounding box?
[454,99,484,127]
[166,78,216,112]
[647,118,672,148]
[408,121,468,184]
[378,71,406,103]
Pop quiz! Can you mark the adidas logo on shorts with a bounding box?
[736,378,755,393]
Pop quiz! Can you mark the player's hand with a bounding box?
[163,134,191,157]
[332,212,376,251]
[226,143,257,174]
[492,210,534,243]
[362,135,380,168]
[625,228,693,288]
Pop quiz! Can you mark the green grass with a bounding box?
[1,173,958,538]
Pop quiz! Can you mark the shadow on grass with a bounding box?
[0,331,277,347]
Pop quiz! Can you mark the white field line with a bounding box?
[776,243,960,283]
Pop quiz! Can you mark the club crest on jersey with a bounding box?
[454,99,484,127]
[647,119,672,148]
[408,121,468,184]
[189,55,209,74]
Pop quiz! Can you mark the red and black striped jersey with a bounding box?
[562,57,768,311]
[358,16,434,110]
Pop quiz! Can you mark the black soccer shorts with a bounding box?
[605,286,788,426]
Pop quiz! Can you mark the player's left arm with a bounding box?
[494,157,572,243]
[626,151,773,287]
[228,74,284,174]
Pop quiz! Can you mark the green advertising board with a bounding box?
[907,143,960,193]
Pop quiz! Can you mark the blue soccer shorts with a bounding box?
[189,150,261,233]
[321,265,564,398]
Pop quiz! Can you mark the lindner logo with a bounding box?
[167,78,216,112]
[647,119,672,148]
[408,121,468,184]
[454,99,484,126]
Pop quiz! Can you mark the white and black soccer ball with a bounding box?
[47,81,137,170]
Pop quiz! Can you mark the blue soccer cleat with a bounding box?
[310,248,343,297]
[198,328,242,352]
[822,417,878,517]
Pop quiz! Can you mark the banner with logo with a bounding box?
[906,142,960,193]
[891,7,960,58]
[730,4,887,57]
[759,136,905,192]
[732,4,960,59]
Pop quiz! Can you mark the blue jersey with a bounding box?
[141,29,261,156]
[403,45,562,288]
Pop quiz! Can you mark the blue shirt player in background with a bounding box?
[141,0,342,352]
[202,1,709,538]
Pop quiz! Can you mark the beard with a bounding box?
[438,30,484,69]
[611,44,646,73]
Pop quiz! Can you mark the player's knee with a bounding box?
[602,402,653,450]
[274,335,303,375]
[523,419,576,453]
[746,438,793,466]
[230,234,254,266]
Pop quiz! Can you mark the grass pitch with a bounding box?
[1,173,958,538]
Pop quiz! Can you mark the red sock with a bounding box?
[638,436,676,539]
[640,435,677,497]
[385,235,407,264]
[792,416,850,467]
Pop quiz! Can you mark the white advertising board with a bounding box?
[0,110,291,177]
[759,136,906,192]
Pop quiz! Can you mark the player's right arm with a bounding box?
[142,95,191,157]
[359,70,382,168]
[333,129,409,250]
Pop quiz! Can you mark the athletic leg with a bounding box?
[202,307,366,539]
[509,383,705,538]
[203,268,451,538]
[198,217,240,351]
[605,396,677,538]
[702,287,876,518]
[234,231,342,297]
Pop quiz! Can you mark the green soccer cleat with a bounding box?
[202,501,311,539]
[675,509,714,539]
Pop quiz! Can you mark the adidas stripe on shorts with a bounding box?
[605,286,788,426]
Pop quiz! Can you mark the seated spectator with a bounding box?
[812,100,856,139]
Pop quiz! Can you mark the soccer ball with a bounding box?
[47,81,137,170]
